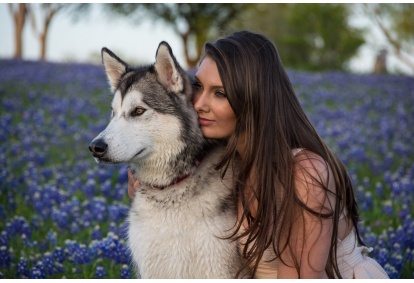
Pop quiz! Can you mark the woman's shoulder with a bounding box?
[291,148,328,172]
[291,148,336,196]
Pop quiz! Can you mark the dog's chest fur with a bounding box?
[128,147,244,278]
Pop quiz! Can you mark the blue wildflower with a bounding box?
[376,248,389,267]
[72,244,91,265]
[83,179,96,198]
[101,179,113,198]
[29,267,45,279]
[51,209,70,229]
[4,216,32,239]
[383,263,398,279]
[0,246,11,268]
[374,182,384,197]
[108,204,128,222]
[52,246,66,264]
[390,252,403,273]
[94,265,107,279]
[42,252,55,276]
[46,230,57,246]
[17,257,29,278]
[108,222,118,234]
[382,200,394,216]
[120,264,131,279]
[71,222,80,233]
[92,225,102,240]
[0,231,8,246]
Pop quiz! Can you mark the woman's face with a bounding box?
[192,56,237,140]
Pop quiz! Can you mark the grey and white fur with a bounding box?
[89,42,247,278]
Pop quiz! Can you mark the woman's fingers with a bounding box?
[127,168,141,199]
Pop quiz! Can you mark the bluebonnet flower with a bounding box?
[94,265,107,279]
[108,222,118,234]
[0,231,8,247]
[51,209,70,229]
[29,267,45,279]
[97,168,112,183]
[30,215,43,231]
[4,216,32,239]
[71,222,80,233]
[375,248,389,268]
[361,191,373,211]
[0,246,11,268]
[402,216,414,249]
[85,197,107,222]
[52,246,66,263]
[92,225,103,240]
[46,230,57,246]
[0,205,5,220]
[390,252,403,273]
[29,261,46,279]
[41,252,55,276]
[399,204,410,219]
[384,263,398,279]
[382,200,394,216]
[83,179,96,198]
[117,166,128,184]
[108,204,128,222]
[375,182,384,197]
[120,264,131,279]
[72,244,91,265]
[101,179,113,198]
[2,58,414,278]
[17,257,29,278]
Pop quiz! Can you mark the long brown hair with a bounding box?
[203,30,363,278]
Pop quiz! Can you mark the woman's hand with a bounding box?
[127,167,141,199]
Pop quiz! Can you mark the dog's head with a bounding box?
[89,42,201,167]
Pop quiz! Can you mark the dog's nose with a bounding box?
[89,139,108,158]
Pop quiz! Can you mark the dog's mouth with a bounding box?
[133,148,146,158]
[93,148,146,164]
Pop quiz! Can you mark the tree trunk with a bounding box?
[9,3,27,59]
[180,32,199,69]
[40,5,58,60]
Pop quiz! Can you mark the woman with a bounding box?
[128,30,388,279]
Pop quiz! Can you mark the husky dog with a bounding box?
[89,42,247,278]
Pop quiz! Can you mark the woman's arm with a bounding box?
[278,151,336,278]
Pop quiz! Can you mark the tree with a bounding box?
[28,4,91,61]
[362,4,414,73]
[105,3,252,68]
[28,4,63,61]
[8,3,28,59]
[231,4,365,71]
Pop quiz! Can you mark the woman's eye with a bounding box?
[214,91,227,98]
[131,107,146,117]
[192,82,202,90]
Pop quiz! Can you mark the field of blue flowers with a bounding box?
[0,59,413,279]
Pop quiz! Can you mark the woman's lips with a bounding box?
[198,117,214,126]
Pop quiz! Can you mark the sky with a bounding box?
[1,4,184,66]
[1,3,413,75]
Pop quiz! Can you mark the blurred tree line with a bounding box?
[8,3,414,73]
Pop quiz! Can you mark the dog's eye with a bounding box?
[131,107,146,117]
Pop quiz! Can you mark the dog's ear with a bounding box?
[154,42,183,93]
[101,48,127,93]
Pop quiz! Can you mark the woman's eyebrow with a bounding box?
[193,75,224,90]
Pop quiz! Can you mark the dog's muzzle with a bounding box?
[89,139,108,158]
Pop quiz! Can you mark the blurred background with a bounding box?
[1,3,414,76]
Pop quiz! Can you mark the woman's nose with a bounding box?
[193,91,209,112]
